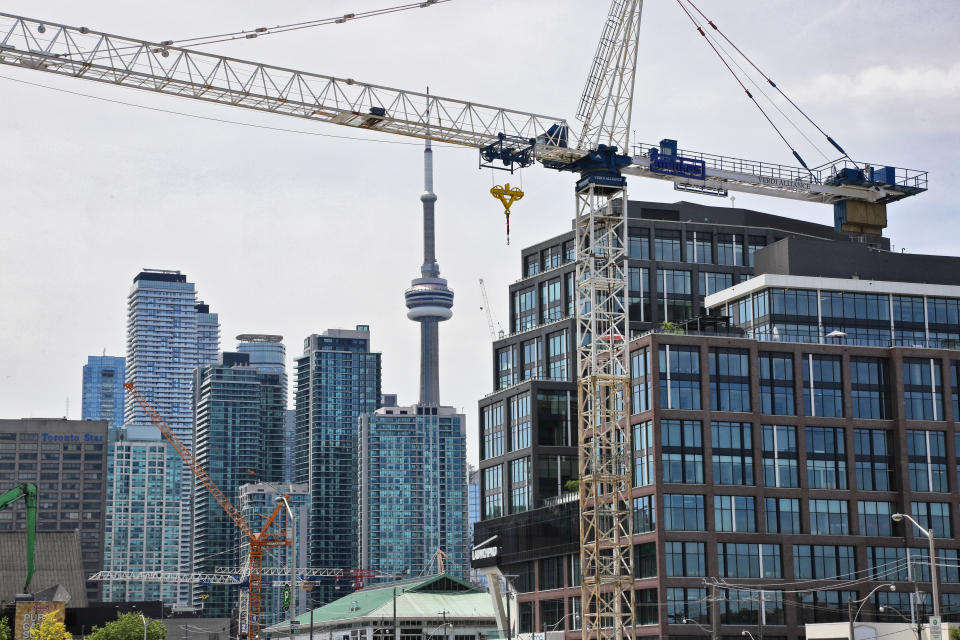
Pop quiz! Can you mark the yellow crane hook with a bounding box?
[489,183,525,245]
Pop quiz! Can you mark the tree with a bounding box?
[87,613,166,640]
[0,616,11,640]
[950,627,960,640]
[29,613,71,640]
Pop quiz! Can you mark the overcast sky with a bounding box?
[0,0,957,465]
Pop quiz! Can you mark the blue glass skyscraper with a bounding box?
[81,355,125,427]
[294,326,381,606]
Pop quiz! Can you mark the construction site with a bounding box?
[0,2,956,640]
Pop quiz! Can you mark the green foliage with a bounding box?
[29,613,71,640]
[659,321,684,334]
[88,613,166,640]
[0,616,11,640]
[564,480,579,492]
[949,627,960,640]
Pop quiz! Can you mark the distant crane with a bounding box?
[123,383,289,640]
[478,278,504,341]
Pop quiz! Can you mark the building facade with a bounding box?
[473,200,960,639]
[81,356,125,428]
[112,268,220,605]
[192,352,286,617]
[102,425,182,605]
[0,419,108,603]
[294,327,382,606]
[358,404,467,579]
[237,482,310,629]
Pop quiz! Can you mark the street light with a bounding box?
[138,613,148,640]
[680,618,710,634]
[892,513,940,619]
[742,631,756,640]
[848,584,896,639]
[879,605,922,640]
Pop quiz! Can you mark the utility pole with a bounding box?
[848,597,854,640]
[393,589,398,640]
[711,584,719,640]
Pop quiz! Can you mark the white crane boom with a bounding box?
[478,278,504,341]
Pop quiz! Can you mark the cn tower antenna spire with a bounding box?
[404,88,454,406]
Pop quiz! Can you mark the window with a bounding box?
[524,254,539,277]
[903,357,944,420]
[907,430,947,492]
[543,245,562,270]
[710,348,751,412]
[866,546,909,581]
[513,288,537,332]
[537,392,571,447]
[798,591,857,624]
[667,588,707,625]
[628,232,649,259]
[803,354,843,417]
[659,345,701,410]
[809,499,849,535]
[633,421,655,488]
[764,498,800,534]
[685,230,713,264]
[657,269,693,322]
[631,348,651,414]
[655,229,681,261]
[521,338,542,381]
[510,393,530,451]
[661,420,703,484]
[746,235,767,267]
[717,543,781,578]
[482,465,503,518]
[541,279,563,323]
[911,501,952,538]
[711,422,753,485]
[635,542,657,579]
[547,331,568,381]
[952,361,959,422]
[496,346,518,390]
[663,494,705,531]
[664,542,705,577]
[539,556,563,590]
[858,501,894,536]
[759,352,795,415]
[636,589,659,626]
[510,457,530,514]
[715,495,756,532]
[633,494,655,533]
[628,266,652,323]
[854,429,894,491]
[793,545,855,580]
[893,295,927,346]
[806,427,847,490]
[563,240,575,263]
[762,425,798,488]
[482,404,504,459]
[851,357,892,419]
[698,271,732,296]
[716,233,743,266]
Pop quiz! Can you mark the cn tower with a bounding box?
[403,117,454,407]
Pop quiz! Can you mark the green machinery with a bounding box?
[0,483,38,592]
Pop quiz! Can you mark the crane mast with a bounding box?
[0,6,929,640]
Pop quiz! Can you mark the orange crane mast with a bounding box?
[124,382,289,640]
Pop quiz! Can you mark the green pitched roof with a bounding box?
[268,574,495,632]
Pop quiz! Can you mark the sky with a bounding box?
[0,0,957,466]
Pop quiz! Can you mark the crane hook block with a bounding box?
[490,183,524,245]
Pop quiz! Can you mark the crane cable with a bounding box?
[672,0,815,177]
[681,0,858,167]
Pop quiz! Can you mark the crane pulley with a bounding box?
[488,183,524,244]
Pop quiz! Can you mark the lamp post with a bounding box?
[848,584,896,639]
[681,618,710,634]
[892,513,940,619]
[741,631,755,640]
[301,582,315,640]
[138,613,149,640]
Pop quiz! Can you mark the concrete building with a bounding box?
[0,419,107,603]
[472,200,960,639]
[294,326,382,606]
[117,268,220,605]
[81,356,125,428]
[265,574,498,640]
[237,482,310,629]
[192,352,286,618]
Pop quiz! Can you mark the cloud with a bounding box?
[795,61,960,103]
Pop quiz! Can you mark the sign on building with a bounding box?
[14,602,66,640]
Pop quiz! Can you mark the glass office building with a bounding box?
[192,352,286,617]
[294,326,381,606]
[81,355,125,427]
[473,200,960,640]
[359,405,467,580]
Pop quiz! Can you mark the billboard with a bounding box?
[14,601,66,640]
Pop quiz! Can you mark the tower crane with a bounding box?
[0,5,928,639]
[123,382,290,640]
[478,279,505,341]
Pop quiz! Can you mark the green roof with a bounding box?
[268,574,495,632]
